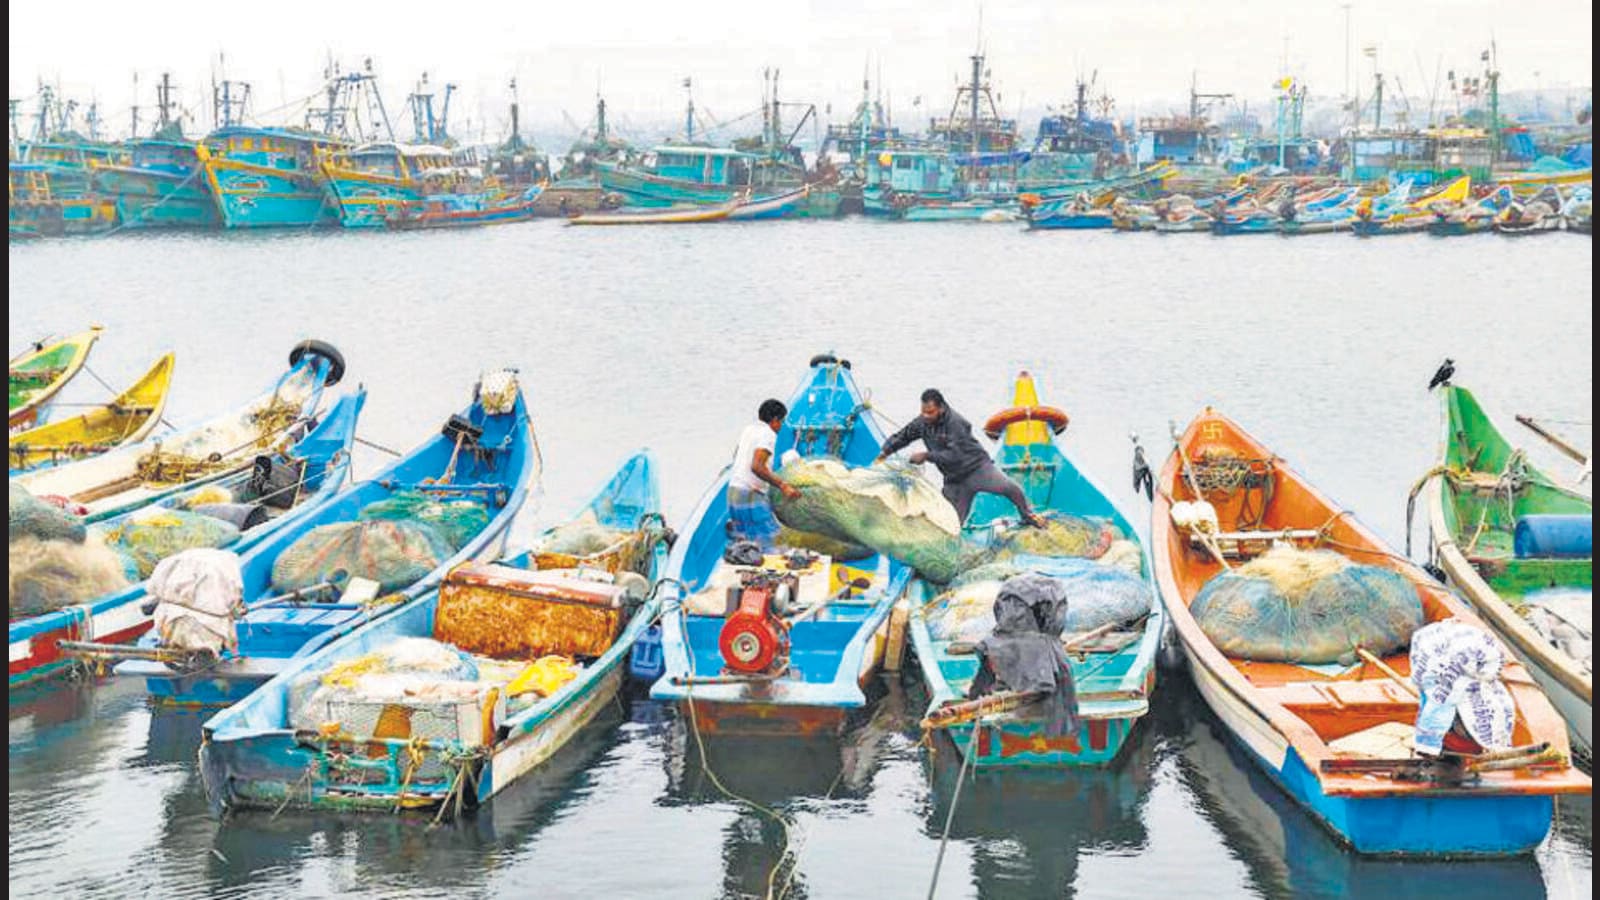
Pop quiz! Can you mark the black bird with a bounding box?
[1131,438,1154,501]
[1427,358,1455,391]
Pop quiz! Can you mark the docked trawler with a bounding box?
[524,90,626,216]
[596,73,821,219]
[93,73,220,229]
[1019,76,1135,189]
[864,50,1023,220]
[196,65,391,228]
[9,87,124,236]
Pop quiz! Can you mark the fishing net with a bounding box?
[926,555,1153,643]
[97,508,241,579]
[1190,545,1425,663]
[533,514,623,558]
[970,513,1120,569]
[135,448,234,485]
[9,534,132,618]
[10,483,86,544]
[271,520,455,595]
[358,491,489,551]
[289,637,495,741]
[772,459,966,583]
[775,526,874,562]
[178,485,235,509]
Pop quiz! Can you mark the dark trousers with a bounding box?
[942,462,1034,523]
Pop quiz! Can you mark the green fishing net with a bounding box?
[772,459,966,582]
[358,491,489,551]
[272,520,456,595]
[10,483,85,544]
[1190,546,1425,663]
[97,509,241,579]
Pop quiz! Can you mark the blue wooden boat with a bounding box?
[727,185,809,221]
[198,449,669,814]
[106,372,538,707]
[649,355,912,736]
[909,372,1161,768]
[1024,194,1116,230]
[12,390,364,690]
[13,340,344,523]
[596,148,757,208]
[1429,185,1513,236]
[197,126,348,228]
[900,198,1021,222]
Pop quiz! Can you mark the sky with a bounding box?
[8,0,1593,145]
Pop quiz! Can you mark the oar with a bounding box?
[1515,415,1590,466]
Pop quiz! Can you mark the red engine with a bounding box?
[718,571,795,675]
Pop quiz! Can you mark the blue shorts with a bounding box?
[727,486,780,551]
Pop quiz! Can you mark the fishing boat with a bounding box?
[198,449,669,814]
[727,184,810,221]
[320,141,459,227]
[596,148,758,208]
[97,371,537,708]
[1561,185,1592,235]
[650,355,911,736]
[92,74,219,229]
[13,340,343,522]
[1276,187,1358,235]
[10,352,175,473]
[1351,176,1470,237]
[386,185,541,229]
[1153,407,1589,856]
[1023,192,1116,230]
[8,162,120,238]
[1418,384,1591,758]
[11,391,364,690]
[567,197,740,226]
[909,372,1161,768]
[198,126,350,229]
[901,197,1020,223]
[1429,185,1513,236]
[1492,187,1566,235]
[9,326,103,431]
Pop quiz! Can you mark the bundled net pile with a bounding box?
[534,515,623,558]
[983,513,1119,563]
[1189,545,1425,663]
[771,459,965,582]
[926,555,1153,644]
[10,483,130,617]
[272,492,489,595]
[97,508,241,579]
[774,526,873,562]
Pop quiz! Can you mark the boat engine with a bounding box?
[718,570,797,676]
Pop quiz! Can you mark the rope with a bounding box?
[354,435,402,457]
[94,165,205,239]
[673,594,797,900]
[927,715,982,899]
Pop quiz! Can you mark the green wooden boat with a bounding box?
[1421,384,1592,758]
[8,326,103,431]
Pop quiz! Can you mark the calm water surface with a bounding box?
[8,222,1593,898]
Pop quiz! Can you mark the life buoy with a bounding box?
[983,405,1069,439]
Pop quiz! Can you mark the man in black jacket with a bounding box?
[874,388,1045,527]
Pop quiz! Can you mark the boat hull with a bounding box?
[596,163,740,207]
[1181,633,1555,856]
[202,157,336,229]
[96,166,218,229]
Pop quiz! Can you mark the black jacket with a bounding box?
[880,407,990,481]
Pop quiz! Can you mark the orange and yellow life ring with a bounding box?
[982,405,1070,439]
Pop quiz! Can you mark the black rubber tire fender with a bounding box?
[808,353,851,370]
[288,339,346,386]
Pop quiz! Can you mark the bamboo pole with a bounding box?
[1354,646,1419,699]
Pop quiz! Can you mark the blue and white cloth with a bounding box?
[1410,619,1517,756]
[726,486,780,551]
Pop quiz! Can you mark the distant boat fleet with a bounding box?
[8,51,1594,237]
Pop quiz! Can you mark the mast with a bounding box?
[130,73,141,139]
[969,51,982,154]
[156,72,175,133]
[1485,44,1500,164]
[683,77,695,143]
[1373,71,1384,132]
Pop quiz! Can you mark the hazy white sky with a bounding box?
[8,0,1592,142]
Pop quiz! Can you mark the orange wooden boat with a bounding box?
[1153,407,1588,857]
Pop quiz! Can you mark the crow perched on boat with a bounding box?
[1131,434,1153,501]
[1427,359,1455,391]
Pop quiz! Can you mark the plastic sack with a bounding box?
[772,459,966,582]
[1190,546,1424,663]
[271,519,454,595]
[359,491,489,551]
[148,548,245,653]
[10,482,86,544]
[97,507,241,579]
[506,655,580,698]
[9,534,131,618]
[1410,620,1516,754]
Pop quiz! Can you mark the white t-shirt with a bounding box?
[729,422,778,493]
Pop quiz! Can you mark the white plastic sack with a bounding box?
[149,547,245,654]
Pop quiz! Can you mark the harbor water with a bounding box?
[8,221,1593,898]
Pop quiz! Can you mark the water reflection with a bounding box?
[1163,675,1549,900]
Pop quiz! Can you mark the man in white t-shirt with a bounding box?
[727,398,802,550]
